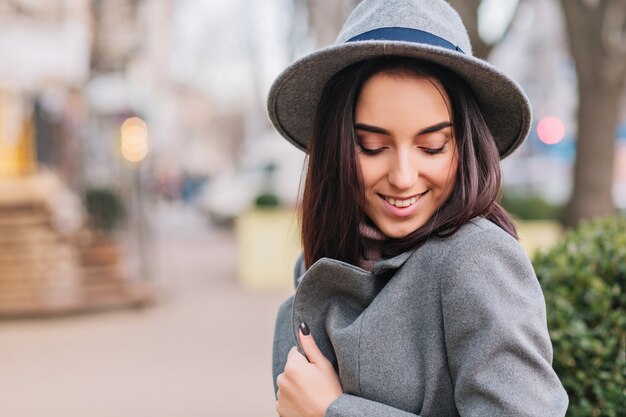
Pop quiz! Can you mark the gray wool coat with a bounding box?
[272,217,569,416]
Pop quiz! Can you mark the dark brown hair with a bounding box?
[301,56,517,268]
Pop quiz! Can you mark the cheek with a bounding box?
[357,157,385,190]
[438,161,458,196]
[435,154,457,184]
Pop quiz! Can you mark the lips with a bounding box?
[379,191,428,208]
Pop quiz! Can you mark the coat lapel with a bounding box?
[371,249,416,276]
[291,250,415,379]
[292,258,374,369]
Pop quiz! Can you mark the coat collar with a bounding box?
[371,249,416,276]
[296,246,418,286]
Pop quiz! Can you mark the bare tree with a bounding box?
[447,0,524,60]
[308,0,362,46]
[291,0,524,58]
[560,0,626,226]
[291,0,361,49]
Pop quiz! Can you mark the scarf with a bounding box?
[358,221,387,271]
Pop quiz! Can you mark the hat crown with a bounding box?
[335,0,473,56]
[267,0,531,158]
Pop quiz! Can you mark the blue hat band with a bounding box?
[346,27,464,54]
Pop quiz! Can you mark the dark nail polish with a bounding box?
[299,322,310,336]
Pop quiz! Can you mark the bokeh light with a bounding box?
[537,116,565,145]
[120,117,148,162]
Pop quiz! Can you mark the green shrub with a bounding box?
[533,216,626,416]
[254,192,280,208]
[84,188,126,231]
[499,191,564,221]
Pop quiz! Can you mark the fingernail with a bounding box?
[299,322,310,336]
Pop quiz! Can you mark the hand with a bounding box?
[275,322,343,417]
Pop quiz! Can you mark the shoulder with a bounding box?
[431,216,527,265]
[433,219,547,337]
[446,216,518,246]
[392,217,525,273]
[398,217,539,301]
[397,217,534,292]
[433,217,541,303]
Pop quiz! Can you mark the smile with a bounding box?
[380,191,428,208]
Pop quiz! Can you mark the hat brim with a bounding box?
[267,41,531,159]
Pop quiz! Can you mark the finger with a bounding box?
[276,372,285,389]
[297,322,328,365]
[287,345,298,357]
[285,346,307,370]
[287,345,304,361]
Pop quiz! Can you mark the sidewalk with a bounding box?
[0,203,292,417]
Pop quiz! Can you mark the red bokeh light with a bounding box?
[537,116,565,145]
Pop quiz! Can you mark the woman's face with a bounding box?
[354,72,458,238]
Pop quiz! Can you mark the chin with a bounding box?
[380,223,421,239]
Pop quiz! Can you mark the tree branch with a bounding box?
[580,0,602,9]
[498,0,525,44]
[447,0,525,60]
[602,0,626,57]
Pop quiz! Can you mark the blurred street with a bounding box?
[0,203,291,417]
[0,1,624,415]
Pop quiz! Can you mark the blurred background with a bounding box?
[0,0,624,416]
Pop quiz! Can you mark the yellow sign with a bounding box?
[0,93,36,177]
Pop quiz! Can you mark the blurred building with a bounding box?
[0,0,90,180]
[0,0,151,317]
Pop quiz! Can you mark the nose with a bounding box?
[388,150,418,190]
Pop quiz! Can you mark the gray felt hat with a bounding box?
[267,0,531,159]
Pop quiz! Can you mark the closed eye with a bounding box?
[421,139,450,155]
[421,144,448,155]
[357,144,385,155]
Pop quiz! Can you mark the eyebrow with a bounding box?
[354,121,452,137]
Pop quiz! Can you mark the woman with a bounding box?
[268,1,569,416]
